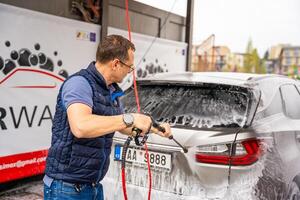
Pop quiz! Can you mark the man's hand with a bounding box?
[131,113,152,136]
[152,122,172,138]
[120,114,172,138]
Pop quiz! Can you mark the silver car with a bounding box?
[102,72,300,200]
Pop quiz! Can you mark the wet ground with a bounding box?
[0,176,43,200]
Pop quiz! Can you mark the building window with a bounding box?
[284,50,290,57]
[295,49,300,57]
[285,58,291,65]
[280,84,300,119]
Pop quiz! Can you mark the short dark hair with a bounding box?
[96,34,135,63]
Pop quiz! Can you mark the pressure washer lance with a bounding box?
[152,121,188,153]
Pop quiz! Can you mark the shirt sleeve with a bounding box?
[61,76,93,109]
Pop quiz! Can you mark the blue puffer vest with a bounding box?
[45,62,124,184]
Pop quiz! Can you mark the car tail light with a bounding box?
[195,139,261,166]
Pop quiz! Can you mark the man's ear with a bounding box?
[111,59,119,70]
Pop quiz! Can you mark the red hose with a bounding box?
[125,0,132,42]
[125,0,141,113]
[122,0,152,199]
[144,143,152,200]
[121,168,128,200]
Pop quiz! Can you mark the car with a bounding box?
[102,72,300,200]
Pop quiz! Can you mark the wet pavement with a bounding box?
[0,176,43,200]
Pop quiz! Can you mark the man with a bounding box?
[43,34,171,199]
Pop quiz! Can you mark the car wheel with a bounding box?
[287,175,300,200]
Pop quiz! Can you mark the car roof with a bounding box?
[139,72,296,87]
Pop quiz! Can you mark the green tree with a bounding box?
[243,39,254,73]
[291,65,298,75]
[253,49,266,74]
[243,39,266,73]
[259,59,267,74]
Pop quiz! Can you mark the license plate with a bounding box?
[114,145,172,170]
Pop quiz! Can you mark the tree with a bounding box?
[243,39,266,73]
[243,39,254,73]
[253,49,266,74]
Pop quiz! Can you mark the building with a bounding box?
[192,45,231,72]
[264,44,289,74]
[191,34,215,72]
[225,53,245,72]
[279,46,300,77]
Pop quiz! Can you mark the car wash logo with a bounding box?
[0,41,69,132]
[0,41,68,78]
[120,57,169,90]
[136,58,168,78]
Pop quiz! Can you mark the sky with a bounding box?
[135,0,300,56]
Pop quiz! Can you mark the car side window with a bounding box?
[257,89,283,119]
[280,84,300,119]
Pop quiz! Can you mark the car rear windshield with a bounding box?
[120,83,254,129]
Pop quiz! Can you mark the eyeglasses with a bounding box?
[118,60,135,73]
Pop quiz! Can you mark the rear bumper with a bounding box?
[102,147,261,200]
[102,177,207,200]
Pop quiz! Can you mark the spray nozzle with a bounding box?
[168,135,188,153]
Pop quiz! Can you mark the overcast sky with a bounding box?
[135,0,300,56]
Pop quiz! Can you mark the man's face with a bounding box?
[115,49,135,83]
